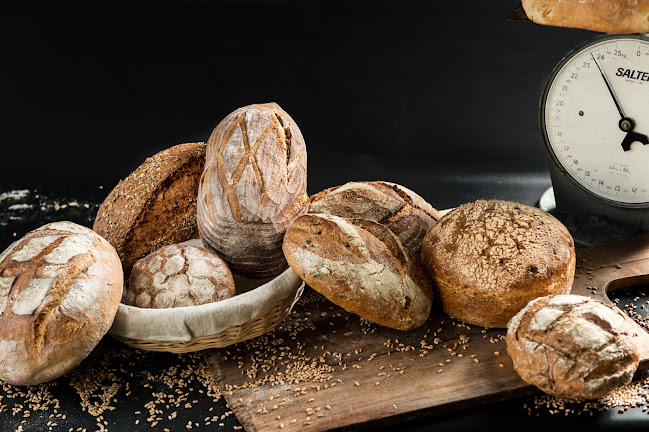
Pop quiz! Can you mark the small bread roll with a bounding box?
[0,222,123,385]
[421,199,575,328]
[521,0,649,33]
[283,213,433,331]
[93,142,207,278]
[126,244,236,309]
[507,294,639,399]
[308,181,441,255]
[197,103,309,279]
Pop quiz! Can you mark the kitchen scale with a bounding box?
[535,33,649,246]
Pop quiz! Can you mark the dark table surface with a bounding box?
[1,174,648,432]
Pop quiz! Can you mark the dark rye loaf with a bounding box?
[93,142,206,277]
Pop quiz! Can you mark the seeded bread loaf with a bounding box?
[283,213,433,331]
[0,221,123,385]
[421,199,575,328]
[93,142,206,278]
[126,244,236,309]
[507,294,639,399]
[521,0,649,33]
[308,181,441,255]
[197,103,309,279]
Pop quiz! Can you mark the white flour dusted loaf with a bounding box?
[126,244,236,308]
[283,213,433,330]
[197,103,309,278]
[0,222,123,385]
[507,294,640,399]
[308,181,441,255]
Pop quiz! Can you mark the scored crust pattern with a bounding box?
[507,294,640,399]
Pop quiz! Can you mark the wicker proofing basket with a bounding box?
[108,267,304,353]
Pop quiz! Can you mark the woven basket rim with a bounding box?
[108,267,304,343]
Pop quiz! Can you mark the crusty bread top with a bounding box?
[422,199,575,296]
[93,142,206,274]
[521,0,649,33]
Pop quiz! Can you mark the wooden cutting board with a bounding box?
[203,233,649,432]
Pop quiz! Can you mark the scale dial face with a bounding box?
[541,34,649,207]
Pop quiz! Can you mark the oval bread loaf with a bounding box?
[0,221,123,385]
[93,142,207,278]
[308,181,441,255]
[197,103,309,279]
[421,199,575,328]
[283,213,433,331]
[507,294,639,399]
[126,244,236,309]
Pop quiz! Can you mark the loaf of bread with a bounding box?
[421,199,575,328]
[0,221,123,385]
[93,142,206,278]
[197,103,309,279]
[521,0,649,33]
[126,244,236,309]
[283,213,432,330]
[308,181,441,255]
[507,294,639,399]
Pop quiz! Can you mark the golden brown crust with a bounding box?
[93,142,206,277]
[421,199,575,328]
[0,222,123,385]
[283,213,432,330]
[308,181,441,255]
[197,103,309,279]
[506,294,639,399]
[521,0,649,33]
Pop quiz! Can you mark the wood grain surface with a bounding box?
[204,233,649,432]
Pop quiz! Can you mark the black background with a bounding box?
[0,0,598,206]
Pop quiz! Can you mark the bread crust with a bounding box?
[0,222,123,385]
[506,294,639,399]
[521,0,649,33]
[93,142,207,277]
[126,244,235,308]
[421,199,575,328]
[197,103,309,279]
[309,181,441,256]
[283,213,432,330]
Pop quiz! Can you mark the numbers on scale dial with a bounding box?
[544,37,649,204]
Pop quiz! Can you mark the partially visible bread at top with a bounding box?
[93,142,207,278]
[126,244,236,309]
[197,103,309,279]
[0,221,123,385]
[283,213,433,331]
[308,181,441,255]
[421,199,576,328]
[521,0,649,33]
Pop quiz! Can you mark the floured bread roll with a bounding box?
[126,244,236,309]
[308,181,441,255]
[0,222,123,385]
[421,199,575,328]
[283,213,433,331]
[507,294,639,399]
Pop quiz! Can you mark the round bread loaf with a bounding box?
[507,294,639,399]
[308,181,441,255]
[283,213,433,331]
[126,244,236,309]
[521,0,649,33]
[93,142,206,278]
[197,103,309,279]
[421,199,575,328]
[0,221,123,385]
